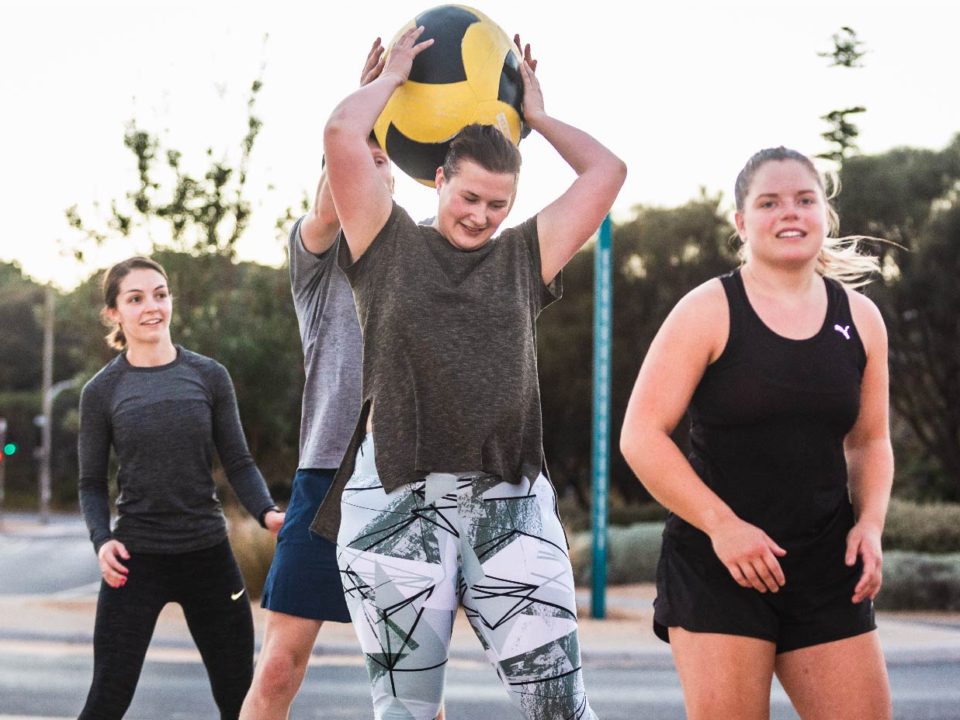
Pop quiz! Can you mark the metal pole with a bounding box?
[590,215,613,619]
[0,418,7,529]
[39,286,54,524]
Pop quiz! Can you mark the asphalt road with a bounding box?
[3,645,960,719]
[3,514,960,719]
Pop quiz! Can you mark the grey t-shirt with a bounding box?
[288,217,363,468]
[78,347,276,554]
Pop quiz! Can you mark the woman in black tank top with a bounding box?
[621,147,893,720]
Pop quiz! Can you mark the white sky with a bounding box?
[1,0,958,288]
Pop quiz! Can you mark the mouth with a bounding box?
[459,222,486,237]
[776,229,805,239]
[141,318,163,326]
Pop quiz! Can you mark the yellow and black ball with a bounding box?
[375,4,527,187]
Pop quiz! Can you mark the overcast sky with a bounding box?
[2,0,958,288]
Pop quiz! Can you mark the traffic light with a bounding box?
[0,418,17,462]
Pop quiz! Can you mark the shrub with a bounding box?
[876,551,960,611]
[227,512,277,598]
[570,522,663,585]
[883,499,960,553]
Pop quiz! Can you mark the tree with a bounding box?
[66,79,267,260]
[836,137,960,500]
[538,193,738,506]
[817,27,867,164]
[59,76,304,500]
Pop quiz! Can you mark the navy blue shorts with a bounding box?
[260,468,350,622]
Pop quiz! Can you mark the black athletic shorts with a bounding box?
[652,534,876,653]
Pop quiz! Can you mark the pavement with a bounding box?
[3,514,960,667]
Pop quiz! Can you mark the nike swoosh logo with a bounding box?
[230,589,246,601]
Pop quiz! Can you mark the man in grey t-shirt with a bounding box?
[238,42,397,719]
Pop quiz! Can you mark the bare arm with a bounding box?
[301,39,388,255]
[620,280,787,594]
[514,39,626,285]
[843,291,894,602]
[323,27,433,261]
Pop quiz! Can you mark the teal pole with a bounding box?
[591,214,612,619]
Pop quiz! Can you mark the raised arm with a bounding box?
[843,291,894,603]
[515,38,627,284]
[301,39,387,254]
[323,27,433,260]
[620,281,787,595]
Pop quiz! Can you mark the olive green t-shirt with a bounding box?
[311,202,561,540]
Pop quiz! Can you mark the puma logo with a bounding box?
[230,588,246,601]
[834,324,851,340]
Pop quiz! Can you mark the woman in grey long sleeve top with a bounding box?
[77,256,284,720]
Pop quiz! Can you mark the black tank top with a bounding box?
[665,268,867,560]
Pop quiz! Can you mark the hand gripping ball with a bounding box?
[374,4,528,187]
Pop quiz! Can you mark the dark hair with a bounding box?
[100,256,169,351]
[442,123,522,179]
[734,147,881,287]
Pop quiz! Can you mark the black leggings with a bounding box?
[79,539,254,720]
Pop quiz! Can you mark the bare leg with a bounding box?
[239,611,323,720]
[669,628,777,720]
[775,630,891,720]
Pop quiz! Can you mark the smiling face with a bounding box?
[105,268,172,349]
[735,159,828,269]
[433,159,517,251]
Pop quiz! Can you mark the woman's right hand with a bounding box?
[709,517,787,593]
[380,26,434,85]
[97,539,130,588]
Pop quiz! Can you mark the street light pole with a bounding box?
[0,418,7,529]
[39,286,54,524]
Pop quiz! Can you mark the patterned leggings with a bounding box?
[337,436,597,720]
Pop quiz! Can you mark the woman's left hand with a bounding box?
[264,510,285,537]
[514,34,545,127]
[846,520,884,603]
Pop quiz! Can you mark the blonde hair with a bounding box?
[100,256,169,351]
[734,147,881,288]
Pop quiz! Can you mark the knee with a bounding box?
[250,651,307,703]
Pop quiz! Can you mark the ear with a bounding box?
[434,166,445,191]
[105,306,120,326]
[734,211,747,242]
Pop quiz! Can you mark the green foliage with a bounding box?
[876,552,960,611]
[818,26,866,68]
[66,77,273,261]
[538,193,738,506]
[883,499,960,553]
[817,107,867,163]
[817,27,868,163]
[570,522,663,586]
[838,137,960,499]
[559,495,667,533]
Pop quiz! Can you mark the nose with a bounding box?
[781,202,799,219]
[468,207,486,228]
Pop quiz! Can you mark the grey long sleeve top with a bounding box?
[78,347,276,554]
